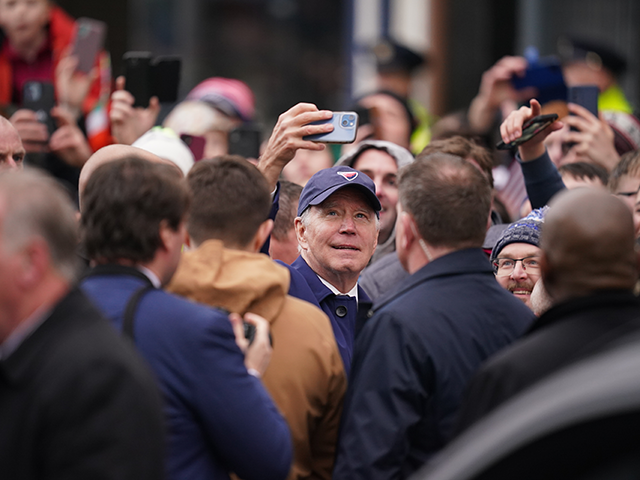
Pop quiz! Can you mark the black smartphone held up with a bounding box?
[72,17,106,74]
[123,52,181,107]
[568,85,599,127]
[123,51,153,107]
[228,124,262,159]
[22,81,56,135]
[303,111,359,144]
[152,56,181,104]
[496,113,559,150]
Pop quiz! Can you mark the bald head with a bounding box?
[542,188,638,301]
[79,145,181,209]
[0,117,25,169]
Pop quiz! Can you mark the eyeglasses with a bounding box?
[493,256,541,276]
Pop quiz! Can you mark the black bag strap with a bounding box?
[122,285,153,340]
[83,264,156,341]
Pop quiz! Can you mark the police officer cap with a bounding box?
[558,36,627,76]
[374,38,426,74]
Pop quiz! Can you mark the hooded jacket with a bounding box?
[167,240,347,480]
[336,140,414,264]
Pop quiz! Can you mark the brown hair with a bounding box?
[608,150,640,192]
[418,135,495,188]
[81,157,190,263]
[399,153,492,249]
[187,155,271,248]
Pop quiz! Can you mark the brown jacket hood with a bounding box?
[168,239,290,324]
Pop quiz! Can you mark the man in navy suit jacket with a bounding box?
[79,152,292,480]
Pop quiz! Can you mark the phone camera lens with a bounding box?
[341,119,348,127]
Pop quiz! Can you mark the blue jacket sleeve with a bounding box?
[190,313,292,480]
[261,182,280,255]
[518,150,566,209]
[333,312,430,479]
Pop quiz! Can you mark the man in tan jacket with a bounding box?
[167,155,347,480]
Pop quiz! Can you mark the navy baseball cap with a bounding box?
[297,165,382,216]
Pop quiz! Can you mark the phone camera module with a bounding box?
[341,114,356,128]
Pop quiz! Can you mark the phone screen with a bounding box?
[180,134,206,162]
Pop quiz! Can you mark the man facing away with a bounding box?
[0,168,165,479]
[79,155,292,480]
[333,153,534,479]
[167,156,347,480]
[455,188,640,433]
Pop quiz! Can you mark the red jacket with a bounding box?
[0,6,112,150]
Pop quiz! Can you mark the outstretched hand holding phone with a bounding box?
[560,103,619,172]
[499,99,563,161]
[110,76,160,145]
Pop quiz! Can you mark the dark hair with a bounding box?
[608,150,640,192]
[558,162,609,186]
[399,152,492,248]
[81,157,190,263]
[354,89,417,138]
[187,155,271,248]
[272,180,302,241]
[418,135,495,188]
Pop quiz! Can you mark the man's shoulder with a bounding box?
[82,274,233,341]
[15,289,154,385]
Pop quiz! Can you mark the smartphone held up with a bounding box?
[497,114,559,150]
[123,51,182,107]
[303,111,359,144]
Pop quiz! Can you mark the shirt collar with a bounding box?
[316,274,359,302]
[136,266,162,288]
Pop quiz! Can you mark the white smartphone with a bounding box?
[303,111,359,144]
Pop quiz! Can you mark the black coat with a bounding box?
[0,288,165,479]
[333,249,535,479]
[455,289,640,435]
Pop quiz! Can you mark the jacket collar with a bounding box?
[291,255,371,306]
[373,248,493,312]
[530,289,640,333]
[83,264,154,287]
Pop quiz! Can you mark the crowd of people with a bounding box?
[1,1,640,479]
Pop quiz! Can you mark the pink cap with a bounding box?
[186,77,255,122]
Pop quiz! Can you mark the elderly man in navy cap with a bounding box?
[278,165,381,373]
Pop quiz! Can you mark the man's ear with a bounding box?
[398,211,416,251]
[539,251,554,292]
[158,220,183,253]
[16,239,49,289]
[294,217,308,251]
[250,219,273,253]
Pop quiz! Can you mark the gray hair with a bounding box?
[0,168,80,282]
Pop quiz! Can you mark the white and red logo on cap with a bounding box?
[337,171,358,181]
